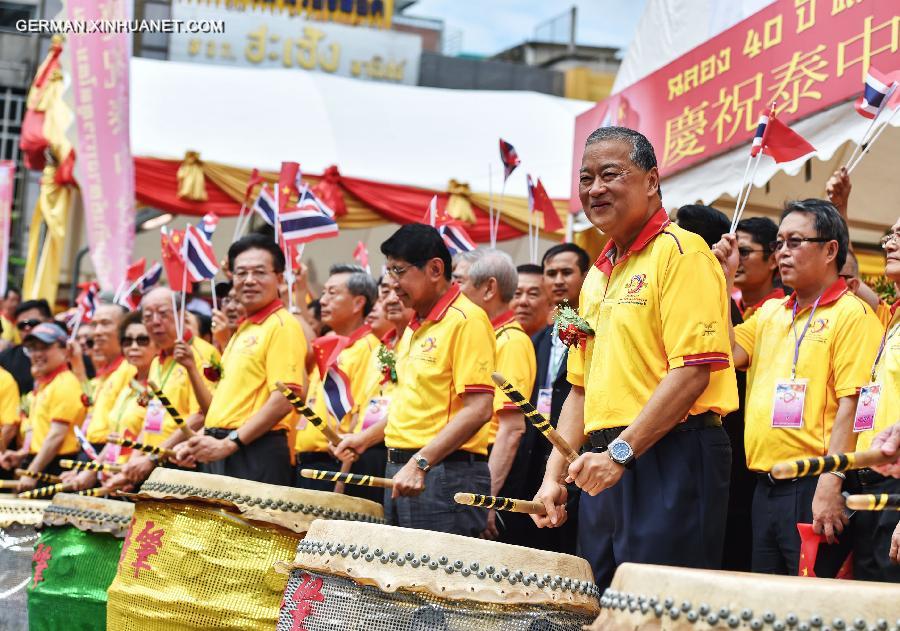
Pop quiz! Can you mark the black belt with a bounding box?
[853,467,888,487]
[386,448,487,465]
[587,411,722,452]
[204,428,286,439]
[757,472,801,487]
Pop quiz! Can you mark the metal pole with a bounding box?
[569,5,577,54]
[70,246,89,305]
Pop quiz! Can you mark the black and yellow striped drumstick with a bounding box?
[300,468,394,488]
[18,482,71,499]
[454,492,546,515]
[60,459,122,474]
[491,372,579,464]
[846,494,900,511]
[770,449,895,479]
[14,469,61,483]
[108,436,176,460]
[275,381,343,446]
[147,380,195,438]
[76,487,112,497]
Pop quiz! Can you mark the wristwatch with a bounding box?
[413,454,431,473]
[607,438,635,468]
[227,430,245,451]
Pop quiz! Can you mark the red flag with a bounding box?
[160,228,187,293]
[796,523,853,579]
[277,161,301,212]
[761,117,816,163]
[312,335,349,380]
[530,177,564,232]
[353,241,369,269]
[244,168,265,203]
[499,138,521,181]
[125,258,146,284]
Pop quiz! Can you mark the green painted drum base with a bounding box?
[27,526,123,631]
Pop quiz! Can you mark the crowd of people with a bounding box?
[0,126,897,590]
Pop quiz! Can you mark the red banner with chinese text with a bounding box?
[571,0,900,210]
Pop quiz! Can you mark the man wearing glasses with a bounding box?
[733,217,784,319]
[377,223,496,536]
[0,299,52,394]
[715,199,883,576]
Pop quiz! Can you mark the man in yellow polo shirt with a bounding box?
[377,223,495,536]
[455,248,535,539]
[715,199,882,576]
[175,234,307,485]
[533,127,738,588]
[0,366,19,452]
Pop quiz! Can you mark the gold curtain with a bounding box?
[176,151,208,201]
[23,165,72,306]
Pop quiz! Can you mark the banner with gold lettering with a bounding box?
[65,0,135,291]
[571,0,900,210]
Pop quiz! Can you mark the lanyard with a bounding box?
[112,386,138,434]
[870,322,900,382]
[790,295,823,381]
[155,350,180,391]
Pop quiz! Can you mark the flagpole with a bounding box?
[846,84,898,168]
[488,163,495,247]
[274,187,281,247]
[729,153,755,233]
[847,106,900,174]
[232,201,248,242]
[68,307,85,343]
[118,275,144,307]
[494,179,507,249]
[210,278,218,312]
[179,225,190,342]
[565,213,574,244]
[731,152,764,231]
[170,292,181,341]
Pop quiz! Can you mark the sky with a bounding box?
[404,0,648,57]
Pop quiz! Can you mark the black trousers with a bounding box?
[851,471,900,582]
[201,429,293,486]
[22,453,77,477]
[578,425,731,589]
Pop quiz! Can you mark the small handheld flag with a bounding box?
[279,204,339,247]
[439,224,477,255]
[140,262,163,293]
[352,241,369,271]
[750,111,770,157]
[160,227,188,293]
[184,225,219,281]
[322,366,354,422]
[199,213,219,242]
[277,161,302,213]
[855,67,897,119]
[499,138,520,181]
[251,185,277,227]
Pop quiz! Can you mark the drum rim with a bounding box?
[0,498,51,527]
[41,493,134,537]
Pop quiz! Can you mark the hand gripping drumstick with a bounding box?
[454,492,546,515]
[275,381,343,446]
[60,459,123,474]
[845,494,900,511]
[491,373,579,464]
[770,449,896,479]
[108,436,176,460]
[300,468,394,488]
[14,469,61,483]
[18,482,71,499]
[147,380,195,438]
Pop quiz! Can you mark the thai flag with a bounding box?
[279,206,339,246]
[750,111,769,157]
[76,282,99,319]
[140,262,163,294]
[184,225,219,281]
[499,138,521,181]
[439,224,477,255]
[322,366,354,422]
[199,213,219,242]
[251,185,277,226]
[855,68,897,119]
[297,186,335,218]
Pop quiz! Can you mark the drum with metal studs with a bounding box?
[0,499,49,631]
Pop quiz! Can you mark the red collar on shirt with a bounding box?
[35,364,67,389]
[347,323,373,347]
[490,309,516,330]
[784,277,848,309]
[738,287,786,314]
[594,208,670,275]
[380,328,399,348]
[409,284,461,331]
[94,354,124,379]
[243,298,284,325]
[891,300,899,317]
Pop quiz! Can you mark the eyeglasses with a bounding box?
[385,264,421,280]
[121,335,152,348]
[737,247,766,260]
[232,268,274,281]
[16,319,41,332]
[82,338,95,349]
[142,310,173,323]
[768,237,831,252]
[881,232,900,250]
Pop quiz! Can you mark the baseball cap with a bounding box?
[24,322,68,345]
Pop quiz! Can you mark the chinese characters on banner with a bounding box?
[570,0,900,210]
[64,0,135,292]
[0,160,14,296]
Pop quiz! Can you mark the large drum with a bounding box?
[106,468,383,631]
[277,520,600,630]
[27,493,134,631]
[0,499,49,631]
[590,563,900,631]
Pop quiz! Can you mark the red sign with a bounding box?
[571,0,900,210]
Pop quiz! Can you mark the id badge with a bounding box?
[143,399,165,434]
[361,396,389,431]
[105,443,121,463]
[853,383,881,433]
[537,388,552,417]
[772,379,808,429]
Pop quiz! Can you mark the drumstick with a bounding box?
[60,459,122,474]
[14,469,61,483]
[770,449,896,479]
[108,436,176,460]
[845,494,900,511]
[300,468,394,488]
[147,380,195,438]
[0,480,20,489]
[275,381,342,446]
[18,482,71,499]
[491,372,579,464]
[454,492,546,515]
[76,487,112,497]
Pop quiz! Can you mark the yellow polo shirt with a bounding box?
[489,312,536,445]
[206,299,306,432]
[144,333,219,446]
[85,358,136,443]
[1,315,18,344]
[105,381,148,462]
[0,366,19,427]
[568,209,738,433]
[856,304,899,451]
[735,279,883,471]
[874,300,894,329]
[295,326,380,453]
[386,285,496,455]
[29,367,85,456]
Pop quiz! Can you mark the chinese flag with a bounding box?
[352,241,369,269]
[160,229,187,293]
[796,523,853,579]
[125,258,146,284]
[762,117,816,164]
[277,161,301,213]
[532,177,564,232]
[244,168,265,203]
[311,334,349,380]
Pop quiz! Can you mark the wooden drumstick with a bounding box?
[846,494,900,511]
[147,380,195,438]
[454,492,546,515]
[14,469,61,483]
[0,480,20,489]
[300,468,394,488]
[108,436,176,460]
[491,372,579,464]
[76,487,112,497]
[60,459,122,474]
[770,449,896,480]
[18,482,71,499]
[276,381,342,446]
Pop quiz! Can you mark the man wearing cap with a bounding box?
[0,323,87,491]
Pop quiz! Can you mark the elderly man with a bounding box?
[81,304,130,451]
[534,127,738,587]
[512,263,552,337]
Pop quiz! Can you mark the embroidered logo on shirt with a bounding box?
[625,274,647,294]
[702,322,717,337]
[420,337,437,353]
[810,318,828,334]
